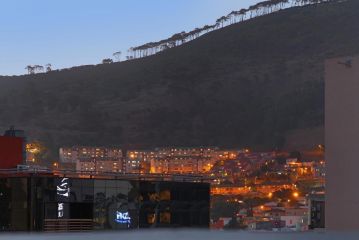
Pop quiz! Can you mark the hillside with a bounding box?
[1,0,359,155]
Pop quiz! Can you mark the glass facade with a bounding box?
[0,178,28,231]
[0,176,209,231]
[139,181,209,228]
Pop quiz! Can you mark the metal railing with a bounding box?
[0,168,213,182]
[44,219,93,232]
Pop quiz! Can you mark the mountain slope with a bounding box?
[1,0,359,154]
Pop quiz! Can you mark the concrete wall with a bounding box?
[325,56,359,230]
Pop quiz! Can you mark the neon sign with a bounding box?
[57,178,70,218]
[57,178,70,197]
[115,211,131,224]
[58,203,64,218]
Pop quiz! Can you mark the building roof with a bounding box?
[0,168,209,183]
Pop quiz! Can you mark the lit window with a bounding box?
[160,212,171,224]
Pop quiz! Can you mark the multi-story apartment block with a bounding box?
[59,146,123,173]
[60,146,123,163]
[75,159,122,173]
[125,150,155,173]
[150,147,219,174]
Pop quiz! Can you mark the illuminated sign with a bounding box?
[57,178,70,219]
[58,203,64,218]
[115,211,131,224]
[57,178,70,197]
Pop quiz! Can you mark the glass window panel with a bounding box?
[160,212,171,224]
[9,178,29,231]
[147,213,156,224]
[106,180,117,189]
[159,190,171,201]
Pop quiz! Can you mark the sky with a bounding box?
[0,0,260,76]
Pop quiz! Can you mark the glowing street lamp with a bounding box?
[53,162,59,169]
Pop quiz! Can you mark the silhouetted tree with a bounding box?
[216,16,229,28]
[34,65,44,73]
[46,64,52,73]
[121,0,342,61]
[113,51,122,62]
[102,58,114,64]
[25,65,35,75]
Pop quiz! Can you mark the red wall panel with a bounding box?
[0,136,23,169]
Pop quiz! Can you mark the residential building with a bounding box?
[308,193,325,229]
[59,146,123,173]
[76,159,121,173]
[313,161,325,178]
[125,150,154,173]
[150,147,219,174]
[280,215,308,230]
[285,160,315,178]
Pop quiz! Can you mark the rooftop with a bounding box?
[0,168,209,182]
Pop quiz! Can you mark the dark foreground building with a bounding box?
[0,174,210,231]
[325,56,359,230]
[308,193,325,229]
